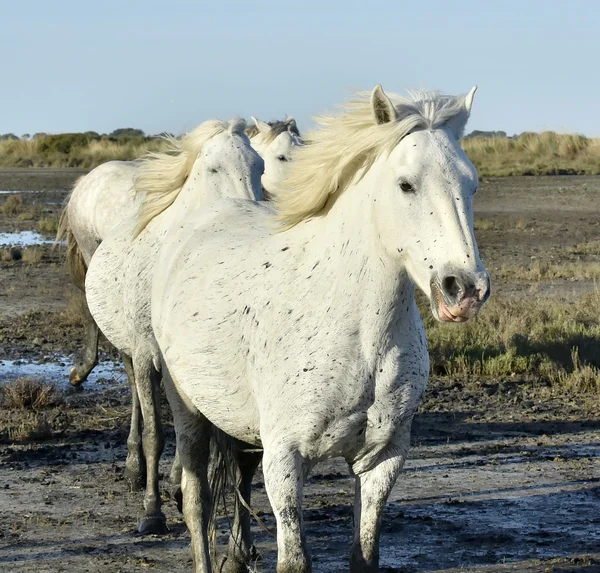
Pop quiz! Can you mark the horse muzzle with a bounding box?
[431,270,490,323]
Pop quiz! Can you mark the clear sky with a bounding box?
[1,0,596,137]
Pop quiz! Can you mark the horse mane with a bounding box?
[273,89,470,230]
[246,117,301,142]
[133,118,247,236]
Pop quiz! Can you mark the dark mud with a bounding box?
[0,171,599,572]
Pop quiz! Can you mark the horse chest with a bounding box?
[310,353,428,463]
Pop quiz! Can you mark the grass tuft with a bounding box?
[39,215,59,235]
[21,247,42,264]
[8,414,54,442]
[2,194,24,214]
[2,378,58,409]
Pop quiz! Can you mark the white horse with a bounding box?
[57,116,301,385]
[246,116,302,197]
[151,85,490,572]
[84,119,264,536]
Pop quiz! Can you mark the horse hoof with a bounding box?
[69,366,85,386]
[218,552,261,573]
[138,516,169,536]
[173,485,183,513]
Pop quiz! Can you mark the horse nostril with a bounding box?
[441,276,462,300]
[477,275,491,302]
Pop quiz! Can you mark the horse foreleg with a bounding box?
[220,448,262,573]
[124,353,145,491]
[349,435,409,573]
[262,447,311,573]
[135,355,167,535]
[69,294,99,386]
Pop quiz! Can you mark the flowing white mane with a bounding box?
[245,117,301,142]
[133,118,247,236]
[273,89,471,229]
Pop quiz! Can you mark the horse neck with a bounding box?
[163,157,218,226]
[296,167,417,351]
[248,133,266,155]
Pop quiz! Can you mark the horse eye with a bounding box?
[208,168,218,174]
[400,181,414,193]
[277,155,288,162]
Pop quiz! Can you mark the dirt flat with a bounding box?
[0,171,599,572]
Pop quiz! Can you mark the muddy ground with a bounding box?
[0,170,599,572]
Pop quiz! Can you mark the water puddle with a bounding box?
[0,356,125,390]
[0,230,57,247]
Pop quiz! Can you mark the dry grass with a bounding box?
[1,194,24,214]
[8,413,54,442]
[0,247,22,262]
[21,247,42,264]
[2,378,58,409]
[474,218,496,231]
[423,289,600,389]
[17,204,43,221]
[2,130,599,175]
[568,241,600,256]
[462,132,600,176]
[0,137,167,169]
[62,291,87,327]
[553,347,600,392]
[497,261,600,282]
[39,215,59,235]
[474,218,531,232]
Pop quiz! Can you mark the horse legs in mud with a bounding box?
[124,354,146,491]
[69,294,99,386]
[134,355,167,535]
[349,437,409,573]
[163,369,213,572]
[170,440,262,572]
[219,448,262,573]
[170,448,183,512]
[262,447,311,573]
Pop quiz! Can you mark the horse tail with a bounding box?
[56,195,87,292]
[207,426,269,565]
[207,426,235,562]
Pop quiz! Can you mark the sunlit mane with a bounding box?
[273,90,470,230]
[246,118,301,142]
[133,118,246,236]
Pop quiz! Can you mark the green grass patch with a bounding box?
[423,290,600,391]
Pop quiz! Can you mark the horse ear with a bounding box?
[465,85,477,114]
[251,116,271,134]
[286,117,297,131]
[371,85,398,125]
[445,86,478,139]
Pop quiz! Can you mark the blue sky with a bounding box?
[1,1,596,137]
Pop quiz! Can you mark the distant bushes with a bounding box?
[1,129,600,175]
[37,133,95,155]
[0,129,167,168]
[462,131,600,176]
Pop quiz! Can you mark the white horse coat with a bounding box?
[151,86,490,572]
[85,119,264,535]
[58,117,302,385]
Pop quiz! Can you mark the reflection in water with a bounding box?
[0,231,61,246]
[0,357,125,390]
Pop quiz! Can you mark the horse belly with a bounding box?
[86,238,132,354]
[167,348,262,446]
